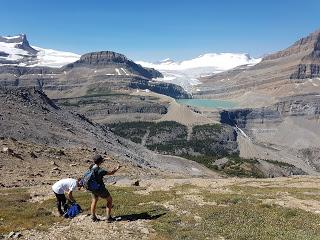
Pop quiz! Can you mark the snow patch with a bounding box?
[30,46,80,68]
[137,53,261,71]
[0,42,28,60]
[115,68,121,75]
[120,68,130,75]
[137,53,261,92]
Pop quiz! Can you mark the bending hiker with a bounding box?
[52,178,83,216]
[86,154,121,222]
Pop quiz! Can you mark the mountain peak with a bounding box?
[0,34,26,44]
[0,33,37,56]
[0,34,80,67]
[79,51,128,65]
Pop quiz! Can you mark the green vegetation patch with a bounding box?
[264,159,294,167]
[108,121,187,145]
[108,121,154,143]
[85,88,124,97]
[2,184,320,239]
[73,186,173,217]
[195,202,320,240]
[0,188,59,234]
[151,185,320,240]
[230,185,320,201]
[148,121,187,139]
[222,155,264,178]
[192,123,222,136]
[182,154,264,178]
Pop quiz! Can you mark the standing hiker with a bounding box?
[85,154,121,222]
[52,178,83,216]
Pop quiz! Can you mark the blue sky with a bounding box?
[1,0,320,61]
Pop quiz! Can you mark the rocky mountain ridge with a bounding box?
[196,29,320,102]
[0,48,189,99]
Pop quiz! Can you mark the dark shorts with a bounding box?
[91,187,111,199]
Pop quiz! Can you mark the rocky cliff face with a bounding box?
[196,29,320,101]
[290,64,320,79]
[263,29,320,80]
[219,94,320,174]
[129,78,191,99]
[220,94,320,128]
[64,51,163,79]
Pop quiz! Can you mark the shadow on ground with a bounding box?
[117,211,166,221]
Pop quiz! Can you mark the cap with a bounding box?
[93,154,104,164]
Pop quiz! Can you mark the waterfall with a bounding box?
[235,125,250,139]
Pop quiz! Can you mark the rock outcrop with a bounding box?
[64,51,163,79]
[129,78,191,99]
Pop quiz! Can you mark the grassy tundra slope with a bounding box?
[1,177,320,239]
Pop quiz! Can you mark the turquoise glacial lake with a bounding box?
[176,98,237,109]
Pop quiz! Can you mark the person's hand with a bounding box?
[116,165,122,171]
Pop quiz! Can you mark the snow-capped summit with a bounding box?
[0,34,80,67]
[137,53,260,72]
[0,34,37,63]
[136,53,261,91]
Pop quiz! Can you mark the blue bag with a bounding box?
[64,203,82,219]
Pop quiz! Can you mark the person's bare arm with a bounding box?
[67,191,76,203]
[106,165,122,175]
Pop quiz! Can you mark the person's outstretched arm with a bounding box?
[106,165,121,175]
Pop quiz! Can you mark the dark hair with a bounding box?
[77,178,83,187]
[93,154,104,165]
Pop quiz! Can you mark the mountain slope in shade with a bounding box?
[137,53,261,91]
[0,34,80,67]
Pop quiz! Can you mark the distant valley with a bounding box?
[0,29,320,180]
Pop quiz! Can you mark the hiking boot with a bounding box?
[91,215,100,222]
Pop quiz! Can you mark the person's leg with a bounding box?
[54,193,64,216]
[61,194,68,213]
[91,194,99,220]
[106,195,113,218]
